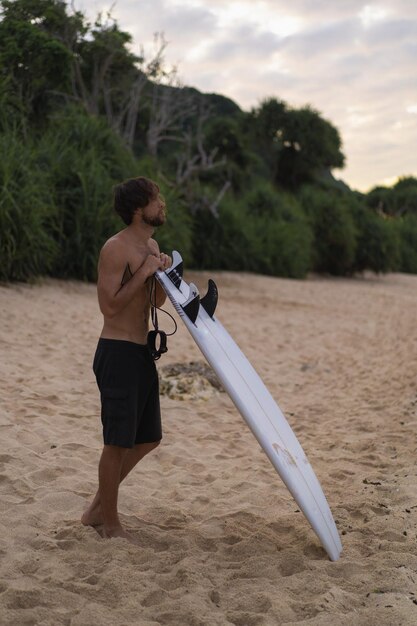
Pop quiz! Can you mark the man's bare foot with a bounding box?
[102,526,140,545]
[81,504,104,527]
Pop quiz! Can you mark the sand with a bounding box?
[0,271,416,626]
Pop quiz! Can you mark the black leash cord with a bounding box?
[147,276,177,360]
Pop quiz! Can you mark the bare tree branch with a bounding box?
[207,181,232,218]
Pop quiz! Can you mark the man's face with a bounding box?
[141,193,166,227]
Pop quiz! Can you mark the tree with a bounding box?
[203,115,252,191]
[249,98,345,190]
[366,185,395,215]
[392,177,417,216]
[0,0,76,118]
[146,83,197,158]
[71,13,137,113]
[366,177,417,217]
[172,98,229,215]
[275,106,345,189]
[246,97,287,178]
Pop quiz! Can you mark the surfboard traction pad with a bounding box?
[167,253,218,321]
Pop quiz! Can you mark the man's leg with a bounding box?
[98,444,128,537]
[81,441,160,529]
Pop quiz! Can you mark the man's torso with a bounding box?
[99,232,156,344]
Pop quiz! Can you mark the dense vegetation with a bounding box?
[1,0,416,282]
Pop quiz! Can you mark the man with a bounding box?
[81,176,172,542]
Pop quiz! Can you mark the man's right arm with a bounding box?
[97,241,164,318]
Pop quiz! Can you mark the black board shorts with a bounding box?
[93,338,162,448]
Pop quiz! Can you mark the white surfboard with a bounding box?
[155,252,342,561]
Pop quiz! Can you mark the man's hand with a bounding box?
[159,253,172,270]
[142,254,165,279]
[151,252,171,307]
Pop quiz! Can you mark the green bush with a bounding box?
[36,106,138,281]
[192,185,312,278]
[299,186,357,275]
[351,203,400,273]
[192,197,254,272]
[398,214,417,273]
[244,184,312,277]
[0,106,194,282]
[0,125,58,281]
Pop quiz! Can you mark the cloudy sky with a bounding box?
[80,0,417,192]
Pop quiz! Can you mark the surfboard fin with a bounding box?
[200,279,218,318]
[181,283,200,323]
[166,250,183,289]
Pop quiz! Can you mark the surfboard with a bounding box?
[155,251,342,561]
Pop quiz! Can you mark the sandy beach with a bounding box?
[0,270,416,626]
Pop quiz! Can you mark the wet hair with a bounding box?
[113,176,159,225]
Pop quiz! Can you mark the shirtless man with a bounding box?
[81,176,172,542]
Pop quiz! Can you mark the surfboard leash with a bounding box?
[147,276,177,360]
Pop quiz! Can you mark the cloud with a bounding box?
[278,18,361,59]
[364,18,417,46]
[126,1,216,39]
[205,24,282,61]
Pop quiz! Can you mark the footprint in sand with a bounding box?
[141,589,169,607]
[278,554,307,577]
[3,587,45,610]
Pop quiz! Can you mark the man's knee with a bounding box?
[102,444,130,460]
[135,440,161,453]
[145,440,161,451]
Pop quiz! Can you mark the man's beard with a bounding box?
[142,211,166,227]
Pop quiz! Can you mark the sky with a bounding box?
[78,0,417,192]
